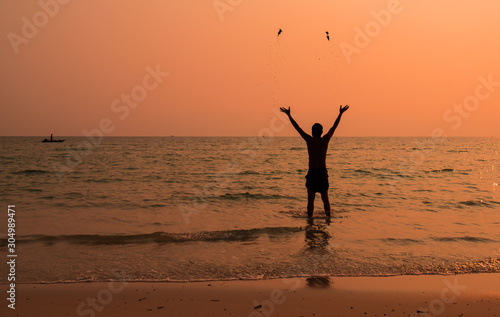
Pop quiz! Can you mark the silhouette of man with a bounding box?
[280,105,349,218]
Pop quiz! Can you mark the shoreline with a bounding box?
[2,273,499,316]
[4,271,500,285]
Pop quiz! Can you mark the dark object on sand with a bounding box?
[277,29,282,37]
[326,31,330,41]
[306,276,331,288]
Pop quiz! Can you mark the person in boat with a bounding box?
[280,105,349,218]
[50,134,53,141]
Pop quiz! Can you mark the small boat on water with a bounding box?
[42,139,65,143]
[42,134,65,143]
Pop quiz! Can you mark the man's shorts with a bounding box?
[305,168,329,193]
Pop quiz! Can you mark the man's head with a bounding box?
[312,123,323,138]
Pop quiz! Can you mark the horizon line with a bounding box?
[1,135,498,138]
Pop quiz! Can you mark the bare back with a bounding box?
[305,136,330,168]
[280,105,348,170]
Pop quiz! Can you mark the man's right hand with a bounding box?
[339,105,349,114]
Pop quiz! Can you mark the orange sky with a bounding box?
[1,0,499,137]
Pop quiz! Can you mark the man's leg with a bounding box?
[320,191,331,218]
[307,189,315,218]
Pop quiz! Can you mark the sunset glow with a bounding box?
[1,0,500,136]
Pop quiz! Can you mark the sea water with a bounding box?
[0,136,499,283]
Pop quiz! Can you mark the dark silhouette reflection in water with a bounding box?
[303,218,333,288]
[304,217,331,253]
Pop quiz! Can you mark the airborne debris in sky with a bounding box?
[277,29,282,37]
[326,31,330,41]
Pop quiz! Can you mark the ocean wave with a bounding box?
[84,178,125,183]
[9,258,500,285]
[13,169,51,175]
[238,170,260,175]
[217,192,295,200]
[239,170,291,177]
[279,209,349,218]
[431,236,496,243]
[380,238,424,244]
[458,200,497,208]
[148,204,168,208]
[459,200,482,206]
[65,192,85,197]
[375,236,497,244]
[412,189,434,192]
[22,188,43,192]
[3,226,303,245]
[345,168,413,180]
[353,169,374,175]
[427,168,454,173]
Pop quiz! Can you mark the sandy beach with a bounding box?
[2,274,499,317]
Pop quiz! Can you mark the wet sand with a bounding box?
[2,274,499,317]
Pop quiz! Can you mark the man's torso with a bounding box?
[305,137,330,169]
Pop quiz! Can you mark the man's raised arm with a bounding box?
[324,105,349,140]
[280,107,310,140]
